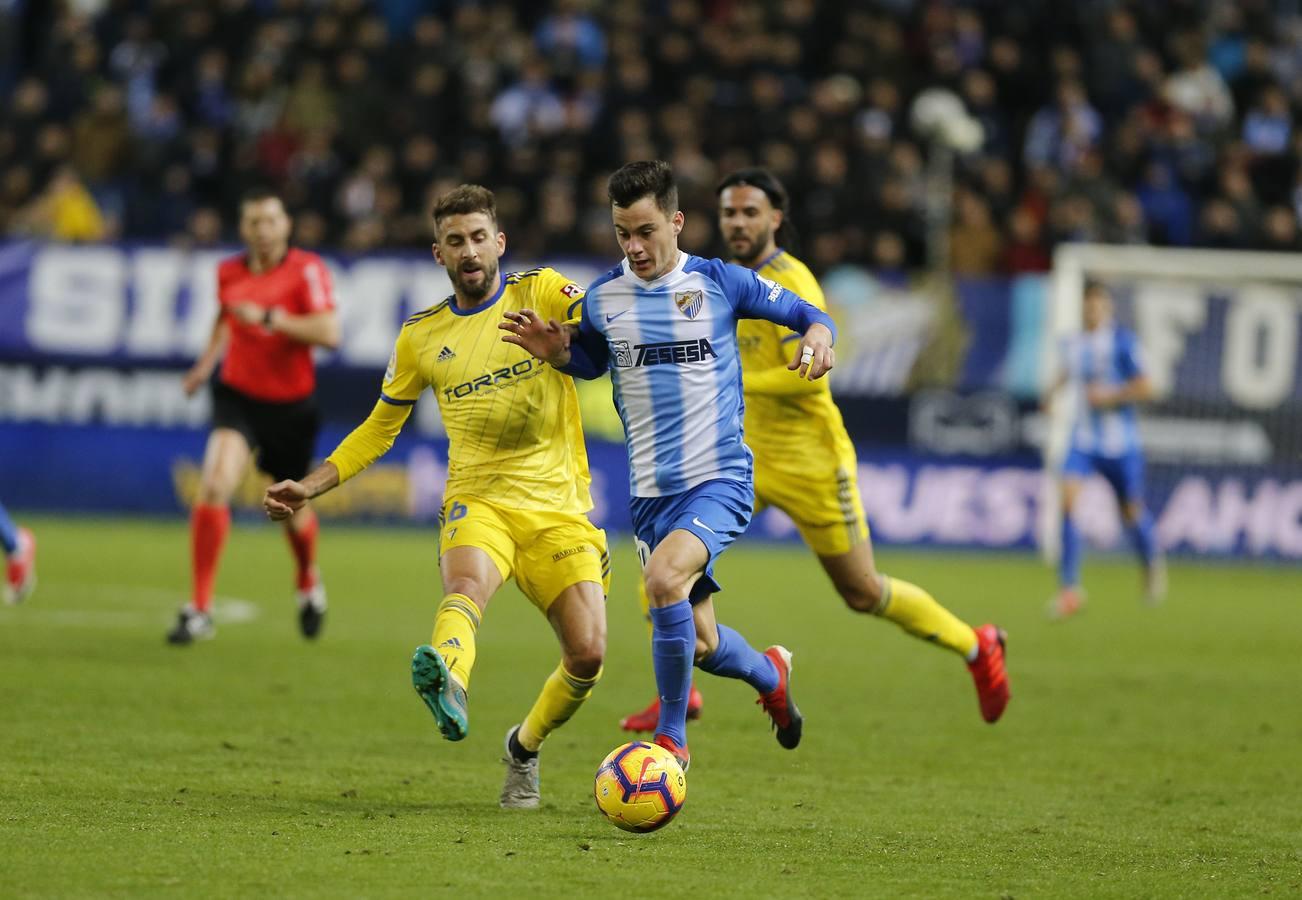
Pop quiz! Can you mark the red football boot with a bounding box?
[757,646,802,749]
[967,624,1010,723]
[1049,586,1086,621]
[652,733,691,773]
[5,527,36,604]
[619,685,703,732]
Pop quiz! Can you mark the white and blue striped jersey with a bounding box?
[565,251,837,497]
[1062,325,1145,458]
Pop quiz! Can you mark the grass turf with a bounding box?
[1,516,1300,898]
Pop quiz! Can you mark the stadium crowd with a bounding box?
[2,0,1302,273]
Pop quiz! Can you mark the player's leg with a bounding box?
[0,500,36,604]
[261,396,326,636]
[641,528,708,767]
[1111,453,1164,604]
[170,426,250,644]
[411,498,511,741]
[618,574,704,732]
[1052,451,1090,620]
[501,578,606,809]
[690,593,803,749]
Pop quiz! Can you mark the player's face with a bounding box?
[433,211,506,301]
[1083,290,1112,330]
[612,196,684,281]
[239,198,291,261]
[718,185,780,266]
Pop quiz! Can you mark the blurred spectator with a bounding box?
[14,165,107,241]
[950,189,1004,276]
[4,0,1302,263]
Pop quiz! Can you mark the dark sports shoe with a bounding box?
[166,606,215,645]
[619,685,704,732]
[757,646,802,749]
[297,581,327,639]
[967,624,1010,724]
[652,733,690,773]
[411,644,469,741]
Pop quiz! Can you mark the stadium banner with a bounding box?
[2,418,1300,560]
[0,241,936,394]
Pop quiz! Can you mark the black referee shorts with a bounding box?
[211,381,321,483]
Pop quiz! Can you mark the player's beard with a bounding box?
[451,259,499,301]
[730,226,772,267]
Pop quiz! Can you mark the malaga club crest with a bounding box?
[673,290,704,320]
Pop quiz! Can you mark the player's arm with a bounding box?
[264,331,424,520]
[500,290,609,379]
[743,335,825,396]
[182,310,230,396]
[266,308,341,349]
[231,257,341,349]
[718,261,837,380]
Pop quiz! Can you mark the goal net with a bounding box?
[1041,244,1302,561]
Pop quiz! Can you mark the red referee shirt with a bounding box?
[217,248,335,403]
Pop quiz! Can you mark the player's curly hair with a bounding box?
[433,184,497,235]
[715,167,801,255]
[608,160,678,216]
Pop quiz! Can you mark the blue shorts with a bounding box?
[629,478,754,603]
[1063,448,1146,505]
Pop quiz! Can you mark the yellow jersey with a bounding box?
[737,249,855,468]
[327,266,593,514]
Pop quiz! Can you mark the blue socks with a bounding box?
[1060,514,1082,588]
[698,624,779,694]
[1128,509,1157,568]
[0,503,17,556]
[649,599,695,746]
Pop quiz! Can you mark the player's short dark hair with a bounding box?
[432,184,498,235]
[239,185,284,209]
[1084,279,1112,300]
[715,167,789,213]
[608,161,678,216]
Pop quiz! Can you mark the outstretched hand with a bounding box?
[264,479,309,521]
[499,309,573,367]
[789,322,835,380]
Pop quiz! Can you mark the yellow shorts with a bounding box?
[753,455,869,557]
[439,495,610,611]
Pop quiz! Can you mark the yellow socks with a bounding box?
[638,578,653,639]
[431,593,481,690]
[876,576,978,660]
[517,663,602,752]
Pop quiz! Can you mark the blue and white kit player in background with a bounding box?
[501,160,837,771]
[1043,280,1165,620]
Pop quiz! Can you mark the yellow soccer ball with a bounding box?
[593,741,687,832]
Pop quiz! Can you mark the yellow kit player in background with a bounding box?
[619,169,1010,731]
[264,185,609,809]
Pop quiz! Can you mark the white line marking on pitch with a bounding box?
[0,582,260,628]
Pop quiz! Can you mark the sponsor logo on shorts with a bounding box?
[551,545,593,562]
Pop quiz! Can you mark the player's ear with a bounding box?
[496,230,506,255]
[430,241,444,266]
[672,210,684,236]
[772,208,784,232]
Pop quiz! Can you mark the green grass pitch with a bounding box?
[2,516,1300,898]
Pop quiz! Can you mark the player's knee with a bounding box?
[196,480,232,505]
[442,575,488,604]
[693,629,719,662]
[643,567,686,607]
[564,644,604,681]
[835,569,884,613]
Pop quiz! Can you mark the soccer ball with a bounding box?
[593,741,687,832]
